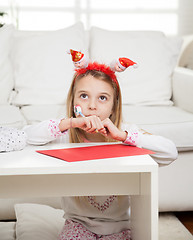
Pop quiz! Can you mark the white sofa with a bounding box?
[1,22,193,238]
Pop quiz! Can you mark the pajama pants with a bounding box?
[58,219,131,240]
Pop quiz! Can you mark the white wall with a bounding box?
[178,0,193,35]
[0,0,193,35]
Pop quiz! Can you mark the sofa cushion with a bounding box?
[90,27,182,106]
[179,34,193,69]
[21,105,66,124]
[0,25,14,104]
[0,222,15,240]
[0,105,26,128]
[11,22,87,106]
[0,197,62,220]
[21,105,193,151]
[122,105,193,151]
[15,203,64,240]
[185,41,193,69]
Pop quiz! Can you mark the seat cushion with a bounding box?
[0,222,15,240]
[21,105,66,124]
[122,105,193,151]
[0,105,26,128]
[21,105,193,151]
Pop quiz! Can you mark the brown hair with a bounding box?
[66,69,123,143]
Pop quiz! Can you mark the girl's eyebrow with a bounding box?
[77,90,88,93]
[77,90,111,97]
[100,92,111,97]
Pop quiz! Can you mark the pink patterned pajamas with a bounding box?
[58,220,131,240]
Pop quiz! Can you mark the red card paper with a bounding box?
[37,144,154,162]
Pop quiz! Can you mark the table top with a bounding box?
[0,142,157,176]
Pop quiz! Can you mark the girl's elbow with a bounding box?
[169,148,178,163]
[165,142,178,164]
[152,141,178,166]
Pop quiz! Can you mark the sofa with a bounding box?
[0,22,193,239]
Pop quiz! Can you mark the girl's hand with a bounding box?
[102,118,127,142]
[59,117,126,141]
[72,116,107,135]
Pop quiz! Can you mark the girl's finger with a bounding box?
[79,116,105,134]
[98,127,107,136]
[92,116,105,134]
[84,118,97,132]
[85,116,98,132]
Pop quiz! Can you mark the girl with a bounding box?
[24,53,178,240]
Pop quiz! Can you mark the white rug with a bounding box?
[159,213,193,240]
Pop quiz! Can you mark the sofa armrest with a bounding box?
[172,67,193,113]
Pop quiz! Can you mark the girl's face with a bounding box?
[74,75,115,121]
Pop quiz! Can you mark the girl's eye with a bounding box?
[80,93,88,99]
[99,96,107,101]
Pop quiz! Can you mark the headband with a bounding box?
[75,62,119,90]
[68,49,138,92]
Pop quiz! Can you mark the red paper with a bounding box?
[37,144,154,162]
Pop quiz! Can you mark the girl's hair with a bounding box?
[66,67,123,143]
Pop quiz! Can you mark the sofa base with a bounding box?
[159,151,193,211]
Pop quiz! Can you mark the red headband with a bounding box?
[74,62,119,92]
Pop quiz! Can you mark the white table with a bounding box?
[0,143,158,240]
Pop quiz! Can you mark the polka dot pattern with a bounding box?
[87,195,117,212]
[123,130,140,146]
[0,127,27,152]
[48,119,67,138]
[58,220,131,240]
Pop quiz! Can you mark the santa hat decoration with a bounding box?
[68,49,89,68]
[68,49,85,62]
[68,48,138,93]
[118,57,138,70]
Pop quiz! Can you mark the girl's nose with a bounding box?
[88,99,97,110]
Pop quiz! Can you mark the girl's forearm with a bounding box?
[24,119,66,145]
[116,130,127,142]
[59,118,73,132]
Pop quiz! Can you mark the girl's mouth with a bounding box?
[86,114,99,117]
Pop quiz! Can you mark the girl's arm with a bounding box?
[122,124,178,166]
[24,119,70,145]
[24,116,100,145]
[24,116,106,145]
[102,119,178,166]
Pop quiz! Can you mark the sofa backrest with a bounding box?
[90,27,182,106]
[0,22,182,107]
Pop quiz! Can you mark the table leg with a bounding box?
[130,172,158,240]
